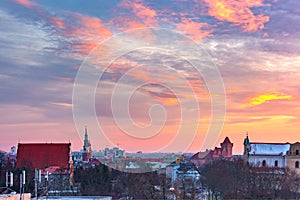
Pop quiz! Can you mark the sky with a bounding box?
[0,0,299,154]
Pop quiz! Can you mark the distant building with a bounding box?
[286,142,300,175]
[10,146,16,155]
[82,126,92,162]
[103,146,125,159]
[190,137,233,167]
[72,151,82,162]
[1,146,17,166]
[243,135,290,168]
[166,163,180,187]
[166,160,200,192]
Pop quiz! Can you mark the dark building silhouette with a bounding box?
[190,137,233,167]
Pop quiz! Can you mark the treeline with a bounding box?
[74,164,166,199]
[200,159,300,199]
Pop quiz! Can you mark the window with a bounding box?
[296,149,299,155]
[275,160,278,167]
[296,161,299,169]
[262,160,266,167]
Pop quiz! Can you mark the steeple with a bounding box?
[83,126,91,153]
[82,126,92,162]
[243,132,251,157]
[84,125,88,141]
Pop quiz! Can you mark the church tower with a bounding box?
[243,133,251,163]
[82,126,92,161]
[220,137,233,158]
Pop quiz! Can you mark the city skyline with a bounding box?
[0,0,299,154]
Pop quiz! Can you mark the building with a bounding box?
[82,126,92,162]
[243,135,290,168]
[16,143,74,193]
[166,160,200,194]
[190,137,233,167]
[286,142,300,175]
[16,143,73,169]
[166,163,180,188]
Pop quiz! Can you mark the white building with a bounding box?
[244,135,290,168]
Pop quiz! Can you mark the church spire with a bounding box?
[83,125,91,153]
[82,126,92,162]
[84,125,88,140]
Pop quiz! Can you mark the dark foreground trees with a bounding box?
[74,164,166,199]
[200,159,300,199]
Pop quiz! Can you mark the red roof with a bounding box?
[16,143,71,169]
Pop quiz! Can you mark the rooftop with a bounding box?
[249,143,290,156]
[16,143,71,169]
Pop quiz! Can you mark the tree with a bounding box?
[200,159,300,199]
[74,163,165,199]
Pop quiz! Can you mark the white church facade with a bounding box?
[243,135,299,173]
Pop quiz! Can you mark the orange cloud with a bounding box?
[243,91,292,106]
[204,0,270,32]
[176,18,212,42]
[156,96,179,106]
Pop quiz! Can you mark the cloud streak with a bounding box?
[243,91,292,107]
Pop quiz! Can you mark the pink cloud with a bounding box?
[118,0,157,27]
[176,17,212,42]
[14,0,37,8]
[49,17,66,29]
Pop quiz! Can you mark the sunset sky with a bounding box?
[0,0,299,154]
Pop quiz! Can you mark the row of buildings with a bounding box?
[165,135,300,194]
[1,129,299,197]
